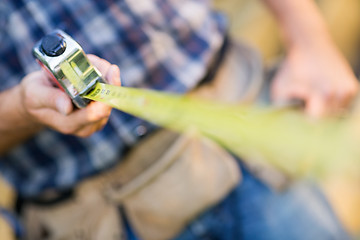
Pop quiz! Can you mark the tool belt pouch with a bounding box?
[23,187,123,240]
[105,129,241,240]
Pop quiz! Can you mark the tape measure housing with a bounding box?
[33,29,105,108]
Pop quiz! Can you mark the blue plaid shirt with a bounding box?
[0,0,227,197]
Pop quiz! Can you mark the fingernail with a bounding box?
[56,97,69,115]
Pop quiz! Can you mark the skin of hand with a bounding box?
[263,0,359,118]
[19,54,121,137]
[261,0,360,232]
[271,39,359,118]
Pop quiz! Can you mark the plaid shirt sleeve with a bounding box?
[0,0,227,197]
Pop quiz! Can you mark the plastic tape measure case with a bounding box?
[32,29,105,108]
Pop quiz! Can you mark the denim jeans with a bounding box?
[171,163,349,240]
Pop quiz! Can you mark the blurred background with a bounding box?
[212,0,360,234]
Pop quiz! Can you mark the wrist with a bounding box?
[265,0,332,50]
[286,26,334,54]
[0,85,43,154]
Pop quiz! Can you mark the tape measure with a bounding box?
[33,30,360,179]
[81,81,358,179]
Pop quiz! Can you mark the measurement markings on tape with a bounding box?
[83,82,359,179]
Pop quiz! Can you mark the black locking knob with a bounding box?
[41,33,66,57]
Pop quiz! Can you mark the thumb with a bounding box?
[29,81,73,115]
[270,69,294,105]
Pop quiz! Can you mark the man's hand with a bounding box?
[271,41,359,118]
[263,0,359,118]
[19,55,121,137]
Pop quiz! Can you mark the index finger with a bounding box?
[87,54,121,86]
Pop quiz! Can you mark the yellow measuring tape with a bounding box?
[84,83,359,179]
[59,61,88,91]
[61,63,360,179]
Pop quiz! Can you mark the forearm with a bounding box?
[263,0,331,48]
[0,85,41,155]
